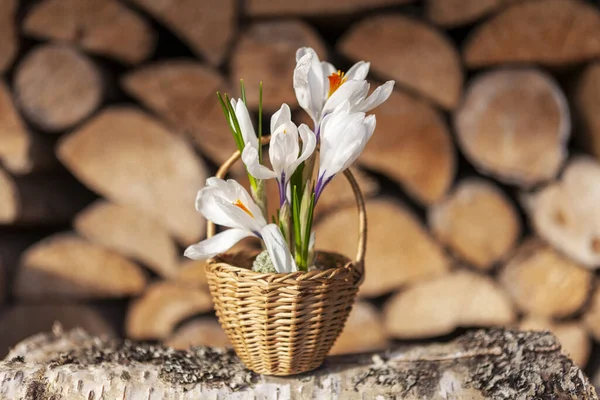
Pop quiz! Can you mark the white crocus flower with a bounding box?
[184,178,296,273]
[230,98,258,151]
[315,102,376,201]
[241,104,316,206]
[293,47,394,131]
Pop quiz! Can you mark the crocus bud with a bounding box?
[278,202,292,248]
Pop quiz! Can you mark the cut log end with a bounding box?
[0,169,94,226]
[329,301,388,355]
[126,282,213,340]
[0,0,18,73]
[583,283,600,341]
[575,62,600,160]
[121,61,239,170]
[500,239,592,318]
[14,44,103,132]
[74,201,179,279]
[128,0,236,66]
[426,0,504,27]
[429,178,521,270]
[315,199,450,298]
[464,0,600,67]
[165,317,230,350]
[0,79,56,175]
[358,89,455,205]
[455,68,570,187]
[231,20,327,111]
[338,15,462,110]
[23,0,156,64]
[57,107,208,245]
[247,0,415,16]
[523,156,600,268]
[384,270,516,339]
[15,233,147,300]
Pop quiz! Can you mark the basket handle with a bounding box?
[206,136,366,282]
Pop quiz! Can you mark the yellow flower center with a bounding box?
[233,199,254,218]
[328,70,347,98]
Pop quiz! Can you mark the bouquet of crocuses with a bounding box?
[184,47,394,273]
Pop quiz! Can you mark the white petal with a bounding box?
[321,61,336,98]
[269,123,300,178]
[234,99,258,150]
[322,80,369,116]
[322,61,336,76]
[345,61,370,81]
[319,111,370,181]
[296,47,315,62]
[196,181,239,228]
[184,229,253,260]
[241,144,278,180]
[288,124,316,175]
[198,178,266,231]
[293,53,316,121]
[270,103,292,134]
[364,114,376,138]
[230,179,267,228]
[261,224,297,273]
[355,80,395,113]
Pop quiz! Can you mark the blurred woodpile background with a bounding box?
[3,0,600,388]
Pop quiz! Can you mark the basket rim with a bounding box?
[206,249,360,283]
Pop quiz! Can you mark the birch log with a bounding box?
[338,15,462,110]
[455,68,570,187]
[22,0,156,65]
[231,20,327,111]
[14,44,103,132]
[357,89,455,205]
[522,156,600,268]
[127,0,236,66]
[0,328,595,399]
[57,107,208,245]
[0,306,115,358]
[464,0,600,67]
[0,80,55,175]
[315,199,450,298]
[520,316,591,367]
[0,0,18,74]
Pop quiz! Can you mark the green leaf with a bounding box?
[240,79,247,105]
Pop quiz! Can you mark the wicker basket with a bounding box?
[205,138,366,376]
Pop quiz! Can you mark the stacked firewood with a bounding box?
[3,0,600,378]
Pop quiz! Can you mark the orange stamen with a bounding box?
[328,70,346,98]
[233,199,254,218]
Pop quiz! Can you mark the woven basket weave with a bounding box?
[205,138,366,376]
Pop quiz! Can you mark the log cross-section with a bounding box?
[0,328,596,399]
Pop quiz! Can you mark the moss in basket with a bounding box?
[252,250,277,273]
